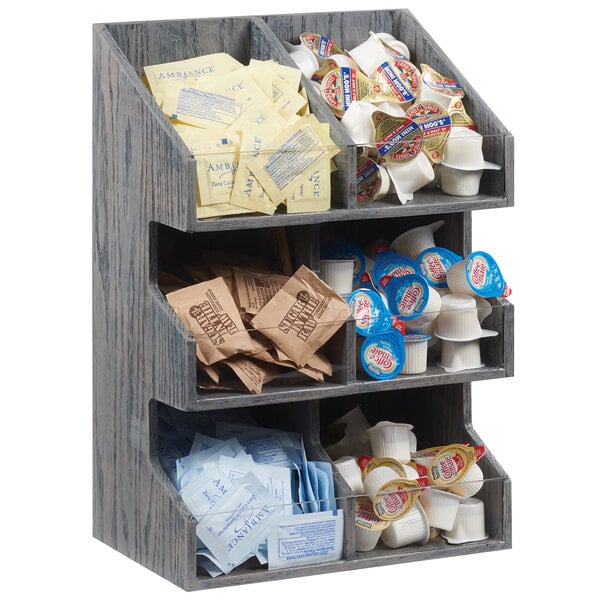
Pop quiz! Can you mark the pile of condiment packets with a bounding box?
[158,413,344,576]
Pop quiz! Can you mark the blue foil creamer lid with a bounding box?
[417,247,462,288]
[383,274,430,321]
[465,251,511,298]
[360,329,405,380]
[347,288,393,337]
[372,250,419,289]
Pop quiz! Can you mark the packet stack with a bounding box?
[157,415,344,576]
[164,259,350,393]
[143,54,340,217]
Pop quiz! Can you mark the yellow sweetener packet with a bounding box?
[285,157,331,214]
[230,125,283,215]
[248,114,339,205]
[143,53,242,105]
[194,135,240,206]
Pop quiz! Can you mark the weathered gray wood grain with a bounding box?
[94,10,513,592]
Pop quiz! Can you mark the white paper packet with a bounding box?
[267,510,344,570]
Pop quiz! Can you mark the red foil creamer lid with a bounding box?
[357,455,374,471]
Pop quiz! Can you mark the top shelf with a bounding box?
[96,9,513,234]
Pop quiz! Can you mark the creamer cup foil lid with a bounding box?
[373,477,427,521]
[383,273,430,320]
[375,59,421,106]
[356,155,383,206]
[465,251,511,298]
[358,455,407,479]
[418,247,463,288]
[355,496,390,530]
[320,68,385,116]
[429,444,477,486]
[405,102,452,163]
[372,250,419,289]
[360,330,405,380]
[300,32,344,63]
[347,288,393,336]
[373,112,423,163]
[420,64,464,99]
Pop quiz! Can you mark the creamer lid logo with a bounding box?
[423,253,446,282]
[399,283,424,314]
[365,344,396,372]
[468,256,489,288]
[354,294,374,326]
[321,70,343,110]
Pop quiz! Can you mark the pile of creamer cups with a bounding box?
[333,219,511,378]
[284,31,502,204]
[326,407,488,549]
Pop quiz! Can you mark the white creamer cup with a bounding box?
[419,83,457,112]
[402,463,420,480]
[420,488,462,530]
[400,335,430,375]
[435,294,498,341]
[408,286,442,330]
[441,497,488,544]
[363,466,402,501]
[367,422,412,462]
[282,41,320,79]
[386,153,435,204]
[375,163,391,200]
[441,127,501,172]
[375,32,411,60]
[347,35,389,78]
[390,220,445,259]
[439,164,485,197]
[355,496,389,551]
[320,259,355,297]
[328,53,359,69]
[334,456,365,495]
[341,100,378,145]
[370,100,406,117]
[380,501,429,548]
[370,421,417,452]
[439,339,484,373]
[447,461,484,498]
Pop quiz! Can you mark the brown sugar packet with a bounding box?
[199,363,221,384]
[166,278,258,365]
[250,265,351,367]
[233,268,289,315]
[221,355,280,394]
[275,347,333,377]
[250,349,325,382]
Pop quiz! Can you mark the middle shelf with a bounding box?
[149,212,513,412]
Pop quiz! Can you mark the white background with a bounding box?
[2,1,596,598]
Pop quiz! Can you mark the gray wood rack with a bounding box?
[93,9,514,591]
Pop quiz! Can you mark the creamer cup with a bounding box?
[420,488,462,530]
[300,32,344,64]
[383,274,430,322]
[347,288,393,336]
[373,112,423,164]
[363,466,405,498]
[321,239,367,286]
[375,32,411,60]
[320,259,355,297]
[439,339,484,373]
[380,501,430,548]
[360,329,405,380]
[405,101,452,163]
[371,477,426,521]
[358,455,409,479]
[356,156,391,204]
[439,164,485,196]
[334,456,365,495]
[375,58,421,107]
[372,250,419,289]
[282,41,319,79]
[446,251,511,298]
[347,34,390,78]
[341,100,377,145]
[441,127,501,171]
[367,421,417,454]
[447,461,484,498]
[428,444,477,486]
[400,334,431,374]
[385,152,435,204]
[366,422,411,463]
[390,220,445,259]
[355,495,390,551]
[408,285,441,330]
[321,67,380,116]
[441,497,488,544]
[435,293,498,341]
[418,247,463,288]
[419,63,465,112]
[370,100,406,117]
